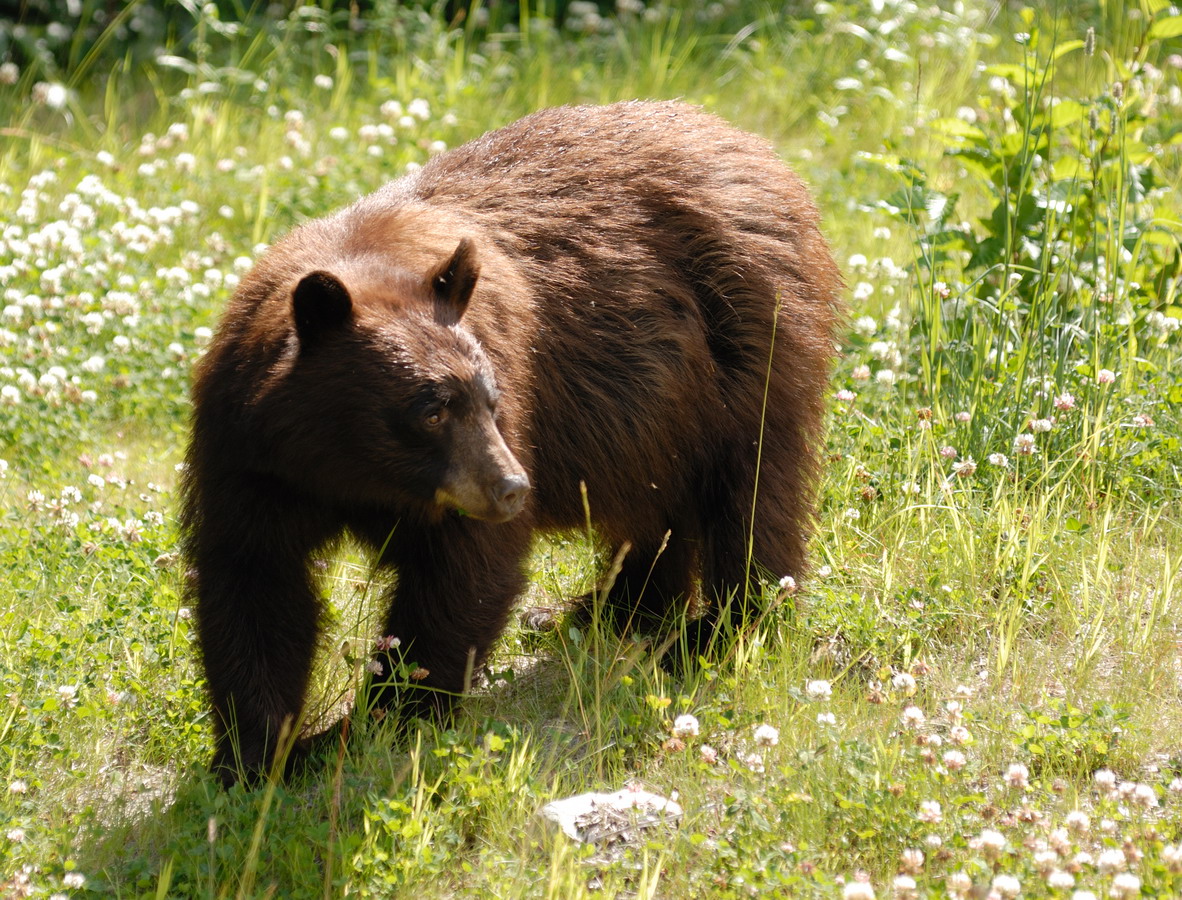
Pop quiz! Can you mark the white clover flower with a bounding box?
[1034,848,1059,874]
[1109,873,1139,899]
[33,81,69,109]
[918,800,942,823]
[56,684,78,708]
[62,872,85,889]
[0,62,18,85]
[1013,433,1036,455]
[1162,843,1182,873]
[836,388,856,402]
[988,452,1009,467]
[946,872,972,897]
[891,874,917,899]
[843,877,876,900]
[408,98,431,120]
[853,281,874,301]
[314,74,333,90]
[753,724,779,747]
[992,874,1021,898]
[847,253,868,270]
[943,749,966,771]
[1095,848,1126,873]
[817,711,837,726]
[852,364,871,381]
[8,779,27,794]
[1047,869,1074,890]
[1005,762,1030,789]
[901,706,925,729]
[1096,368,1116,385]
[891,672,917,694]
[672,714,700,739]
[365,659,384,676]
[899,848,924,873]
[1065,809,1090,834]
[951,457,977,477]
[853,315,877,336]
[778,574,797,593]
[875,368,896,386]
[805,679,832,701]
[1094,769,1117,792]
[742,751,764,773]
[1132,783,1158,808]
[977,828,1006,859]
[1030,417,1053,433]
[699,744,718,764]
[6,827,25,842]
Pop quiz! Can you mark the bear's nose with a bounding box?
[493,473,531,518]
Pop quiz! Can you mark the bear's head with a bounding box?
[263,238,531,523]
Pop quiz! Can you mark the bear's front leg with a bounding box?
[185,472,337,785]
[365,515,533,723]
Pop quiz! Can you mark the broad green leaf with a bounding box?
[1049,99,1087,128]
[929,117,986,142]
[1051,39,1085,60]
[985,63,1031,83]
[1148,15,1182,40]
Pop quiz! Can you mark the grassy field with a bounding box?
[2,0,1181,896]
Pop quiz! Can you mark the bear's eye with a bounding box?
[424,407,448,428]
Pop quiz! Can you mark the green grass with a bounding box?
[2,0,1182,897]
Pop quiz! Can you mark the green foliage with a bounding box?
[1015,698,1130,778]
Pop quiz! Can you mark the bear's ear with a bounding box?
[428,238,480,322]
[292,271,352,345]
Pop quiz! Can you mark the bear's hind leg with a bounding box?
[590,531,698,635]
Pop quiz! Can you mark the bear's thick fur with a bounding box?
[181,101,842,784]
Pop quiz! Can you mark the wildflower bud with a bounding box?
[1084,27,1095,57]
[1112,81,1123,101]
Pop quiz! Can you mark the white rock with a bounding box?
[539,786,682,844]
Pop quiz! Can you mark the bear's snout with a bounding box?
[491,472,531,520]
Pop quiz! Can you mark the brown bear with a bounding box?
[181,100,842,785]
